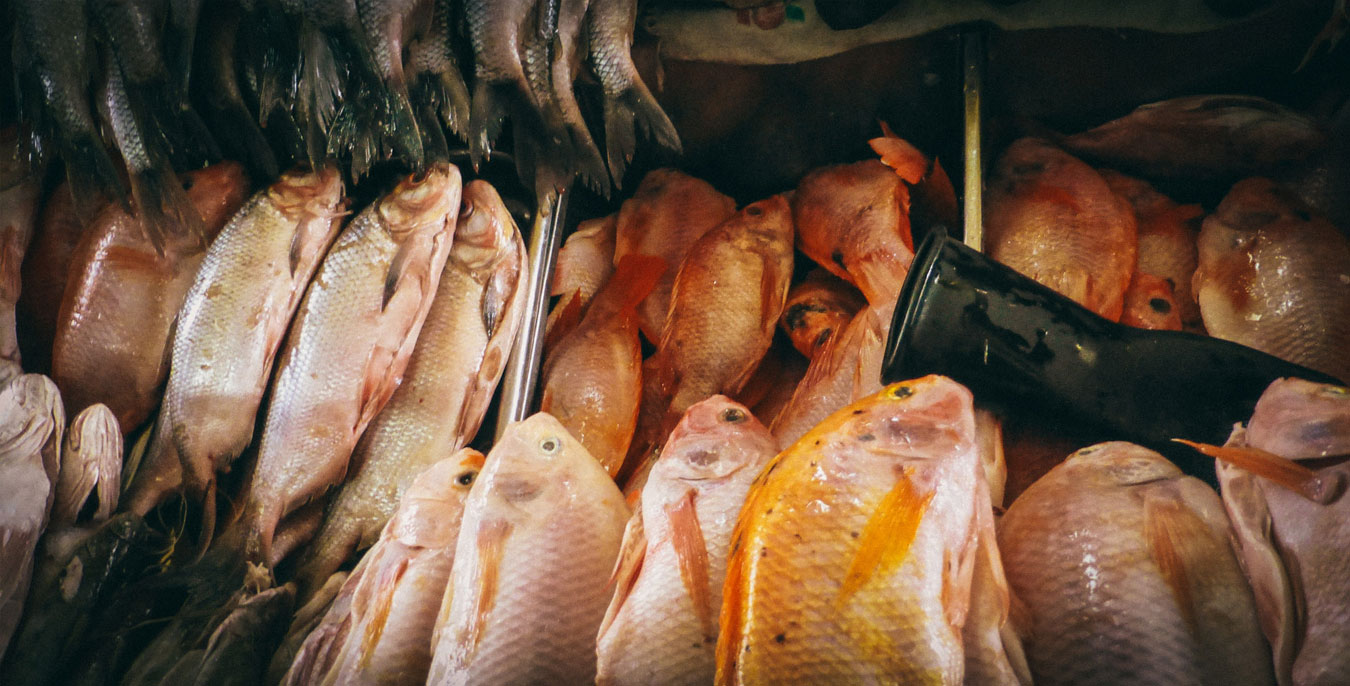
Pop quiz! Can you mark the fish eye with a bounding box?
[539,437,561,454]
[720,408,746,423]
[456,471,476,487]
[887,385,913,400]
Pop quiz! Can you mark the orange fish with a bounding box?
[1101,169,1203,329]
[984,139,1137,321]
[613,169,736,343]
[1121,271,1183,331]
[546,213,616,347]
[717,377,1014,684]
[541,254,666,477]
[779,268,866,360]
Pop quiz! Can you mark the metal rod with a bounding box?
[962,30,986,252]
[495,190,569,438]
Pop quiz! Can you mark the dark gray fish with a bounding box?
[166,0,204,96]
[553,0,610,194]
[11,0,128,217]
[464,0,536,162]
[586,0,682,185]
[190,584,297,685]
[195,2,281,180]
[405,0,471,140]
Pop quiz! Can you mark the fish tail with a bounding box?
[293,520,363,602]
[435,67,473,140]
[603,80,681,185]
[412,79,452,164]
[607,254,668,316]
[65,133,131,220]
[469,80,514,168]
[215,99,282,180]
[128,165,206,254]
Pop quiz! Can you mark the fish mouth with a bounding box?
[271,167,344,215]
[381,165,458,232]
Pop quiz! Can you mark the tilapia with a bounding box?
[143,167,346,527]
[613,169,736,343]
[541,254,665,477]
[427,413,629,685]
[1101,169,1202,328]
[717,377,1007,684]
[1194,178,1350,383]
[586,0,682,184]
[0,374,65,662]
[296,179,526,592]
[227,164,459,568]
[1063,95,1326,181]
[546,214,617,345]
[792,159,915,306]
[1121,271,1183,330]
[1206,378,1350,686]
[0,129,40,375]
[985,138,1138,321]
[597,397,777,686]
[51,161,249,432]
[998,441,1272,686]
[285,450,484,686]
[779,268,867,359]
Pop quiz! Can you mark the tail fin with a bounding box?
[603,79,681,186]
[65,133,131,222]
[468,80,514,168]
[128,165,206,255]
[594,254,666,319]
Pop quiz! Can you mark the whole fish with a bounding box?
[195,3,280,180]
[769,302,888,448]
[792,159,915,306]
[1000,441,1271,686]
[613,169,736,343]
[51,161,249,432]
[985,138,1138,321]
[541,254,665,477]
[295,179,526,593]
[717,377,1007,684]
[1204,378,1350,686]
[1194,178,1350,383]
[1063,95,1326,181]
[1121,271,1183,330]
[426,413,629,685]
[597,397,777,686]
[228,165,459,568]
[546,214,617,346]
[17,180,105,374]
[147,167,346,529]
[0,129,41,376]
[285,450,484,686]
[586,0,682,184]
[0,374,65,662]
[779,268,867,359]
[1101,169,1203,329]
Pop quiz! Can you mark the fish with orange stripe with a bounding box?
[597,396,777,685]
[716,376,1014,685]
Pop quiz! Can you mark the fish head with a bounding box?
[653,396,777,487]
[479,413,618,524]
[268,166,346,222]
[389,448,487,549]
[183,161,251,228]
[1061,441,1182,489]
[454,180,517,264]
[378,163,462,240]
[1248,379,1350,459]
[405,448,488,503]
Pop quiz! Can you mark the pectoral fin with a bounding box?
[356,557,409,670]
[451,518,511,667]
[1144,496,1220,631]
[598,508,647,641]
[838,466,934,604]
[666,489,714,639]
[1175,439,1337,504]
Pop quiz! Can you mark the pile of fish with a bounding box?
[7,0,679,253]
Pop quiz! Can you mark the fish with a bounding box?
[51,404,121,529]
[546,214,617,346]
[11,0,127,217]
[226,164,459,569]
[586,0,682,184]
[1201,378,1350,686]
[769,302,889,448]
[51,161,250,433]
[194,2,281,180]
[597,396,777,686]
[749,348,808,429]
[552,0,609,193]
[717,376,1007,684]
[295,179,526,593]
[985,138,1138,321]
[1194,178,1350,383]
[792,159,915,306]
[1062,95,1326,182]
[998,441,1272,686]
[541,254,665,477]
[285,450,484,685]
[463,0,538,162]
[0,374,65,662]
[426,413,629,685]
[190,584,297,686]
[1121,271,1183,330]
[354,0,428,166]
[17,180,106,374]
[1100,169,1203,329]
[405,0,472,140]
[140,167,346,530]
[267,570,350,686]
[613,169,736,343]
[779,268,867,359]
[0,128,42,375]
[652,195,795,430]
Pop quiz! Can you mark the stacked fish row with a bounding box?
[0,151,531,683]
[8,0,679,260]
